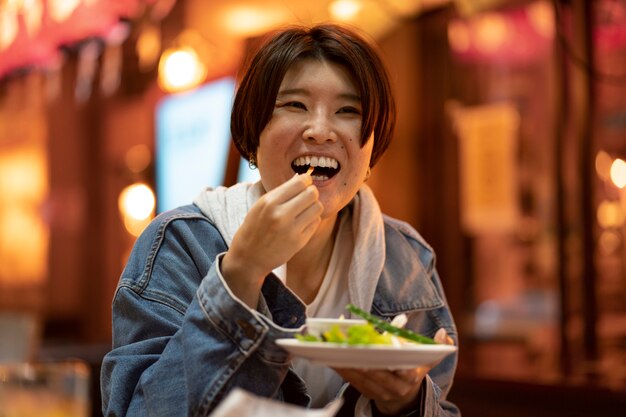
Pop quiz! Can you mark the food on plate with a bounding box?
[347,304,436,345]
[296,320,394,345]
[295,304,436,346]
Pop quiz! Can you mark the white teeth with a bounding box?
[293,156,338,169]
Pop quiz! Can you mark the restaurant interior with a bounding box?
[1,0,626,415]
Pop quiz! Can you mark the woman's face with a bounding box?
[256,58,373,218]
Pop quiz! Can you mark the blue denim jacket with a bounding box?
[101,204,459,417]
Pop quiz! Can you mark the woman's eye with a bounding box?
[338,106,361,115]
[285,101,306,110]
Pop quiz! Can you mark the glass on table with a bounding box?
[0,360,90,417]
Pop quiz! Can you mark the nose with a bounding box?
[302,113,336,143]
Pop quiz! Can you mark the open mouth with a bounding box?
[292,156,340,180]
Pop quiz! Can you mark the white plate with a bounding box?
[276,339,457,370]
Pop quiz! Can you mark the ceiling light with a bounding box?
[158,45,206,93]
[329,0,362,21]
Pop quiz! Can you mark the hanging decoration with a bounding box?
[0,0,173,81]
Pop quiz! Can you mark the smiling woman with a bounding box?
[254,58,371,218]
[100,23,459,417]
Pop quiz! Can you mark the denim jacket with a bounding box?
[101,204,459,417]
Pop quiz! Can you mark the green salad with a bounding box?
[296,304,436,345]
[296,321,393,345]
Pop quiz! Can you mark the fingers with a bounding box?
[335,367,427,415]
[264,171,314,206]
[434,328,454,345]
[282,184,321,222]
[335,368,423,401]
[257,171,322,235]
[392,368,425,385]
[227,171,322,275]
[260,172,320,218]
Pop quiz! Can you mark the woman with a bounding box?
[101,24,459,417]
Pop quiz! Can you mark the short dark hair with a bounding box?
[230,23,396,168]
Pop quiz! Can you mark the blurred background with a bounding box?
[0,0,625,416]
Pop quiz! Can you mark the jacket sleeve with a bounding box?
[100,210,305,417]
[420,269,460,417]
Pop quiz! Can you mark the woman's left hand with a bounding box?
[333,328,454,416]
[334,366,426,415]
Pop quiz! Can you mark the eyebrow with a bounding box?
[277,88,361,102]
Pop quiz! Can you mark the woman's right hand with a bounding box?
[220,172,323,307]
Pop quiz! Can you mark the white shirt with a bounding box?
[292,211,354,407]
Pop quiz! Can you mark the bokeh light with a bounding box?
[158,46,206,93]
[610,158,626,188]
[118,182,155,237]
[329,0,362,21]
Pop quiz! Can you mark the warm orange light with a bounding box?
[48,0,81,22]
[118,182,155,237]
[597,200,625,229]
[448,20,471,53]
[125,144,152,174]
[22,0,43,37]
[119,183,155,221]
[526,0,555,39]
[595,150,613,181]
[136,24,161,71]
[329,0,362,21]
[222,6,290,37]
[474,13,508,53]
[158,45,206,93]
[0,207,49,284]
[598,230,621,255]
[0,148,48,285]
[0,149,47,200]
[0,6,19,50]
[610,158,626,188]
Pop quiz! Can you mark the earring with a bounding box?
[248,153,257,170]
